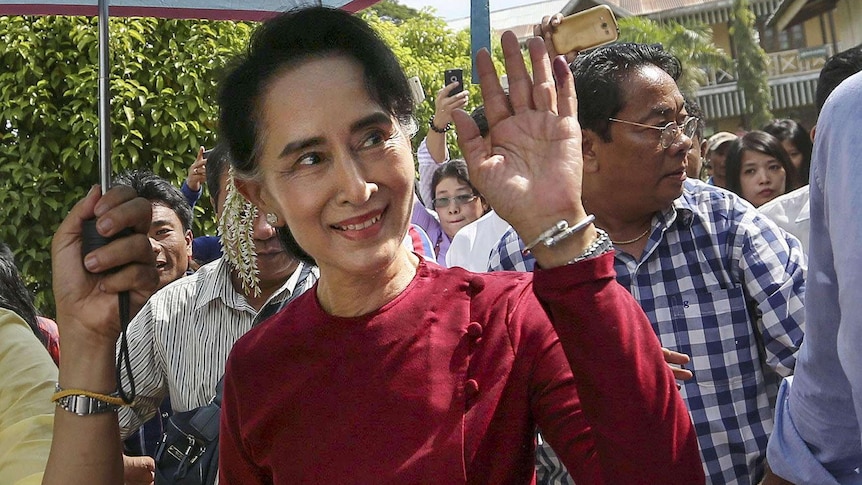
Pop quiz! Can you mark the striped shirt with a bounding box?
[118,258,318,437]
[491,179,806,485]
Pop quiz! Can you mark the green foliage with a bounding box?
[729,0,773,129]
[0,15,252,314]
[1,9,502,315]
[362,0,421,23]
[362,9,504,159]
[619,16,732,96]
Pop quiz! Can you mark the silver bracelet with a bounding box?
[522,214,596,255]
[568,228,612,263]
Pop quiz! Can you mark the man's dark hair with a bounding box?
[683,95,706,142]
[571,43,682,142]
[0,242,44,345]
[205,143,232,203]
[470,105,489,138]
[815,45,862,114]
[114,169,193,231]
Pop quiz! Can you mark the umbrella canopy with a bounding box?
[0,1,378,20]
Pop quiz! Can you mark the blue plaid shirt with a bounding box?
[490,180,806,485]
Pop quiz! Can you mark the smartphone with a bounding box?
[444,69,464,96]
[407,76,425,107]
[551,5,619,55]
[202,148,213,159]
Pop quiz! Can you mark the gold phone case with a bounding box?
[552,5,619,54]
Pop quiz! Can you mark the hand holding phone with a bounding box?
[444,69,464,96]
[548,6,619,55]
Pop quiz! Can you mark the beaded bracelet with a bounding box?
[429,114,452,133]
[522,214,596,255]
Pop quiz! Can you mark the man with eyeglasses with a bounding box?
[488,43,805,485]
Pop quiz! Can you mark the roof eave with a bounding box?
[767,0,807,29]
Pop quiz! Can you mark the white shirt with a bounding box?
[117,258,317,436]
[445,210,510,272]
[759,185,810,254]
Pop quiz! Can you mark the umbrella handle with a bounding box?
[80,219,136,404]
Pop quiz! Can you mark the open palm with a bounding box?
[454,33,587,247]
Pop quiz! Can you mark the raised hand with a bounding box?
[453,32,593,268]
[534,13,578,63]
[52,185,159,346]
[433,81,470,129]
[187,146,208,192]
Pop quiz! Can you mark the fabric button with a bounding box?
[466,322,483,338]
[465,379,479,396]
[469,278,486,293]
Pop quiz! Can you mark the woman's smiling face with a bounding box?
[243,55,416,278]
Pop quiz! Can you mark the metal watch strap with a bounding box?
[568,228,612,263]
[54,384,121,416]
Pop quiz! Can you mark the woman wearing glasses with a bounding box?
[413,159,489,265]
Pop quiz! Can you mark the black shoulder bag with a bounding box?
[153,378,223,485]
[152,263,316,484]
[155,264,313,485]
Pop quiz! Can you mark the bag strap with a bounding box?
[211,375,226,406]
[208,264,315,405]
[210,264,317,405]
[252,262,316,326]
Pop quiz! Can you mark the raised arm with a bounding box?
[453,32,703,483]
[181,146,207,208]
[452,33,594,269]
[43,186,159,485]
[417,82,469,207]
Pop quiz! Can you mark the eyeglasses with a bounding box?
[432,193,478,209]
[607,116,699,149]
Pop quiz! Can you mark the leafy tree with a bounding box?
[362,9,504,157]
[729,0,773,129]
[362,0,421,23]
[1,9,500,313]
[0,15,252,313]
[618,16,732,96]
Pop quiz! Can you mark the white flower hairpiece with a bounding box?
[218,167,260,297]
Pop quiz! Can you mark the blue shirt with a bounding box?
[181,181,223,264]
[491,179,806,485]
[766,71,862,484]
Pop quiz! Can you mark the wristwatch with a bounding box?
[54,384,121,416]
[568,228,613,263]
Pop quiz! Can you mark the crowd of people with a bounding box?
[2,5,862,485]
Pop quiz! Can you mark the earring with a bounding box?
[266,213,278,225]
[218,167,261,297]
